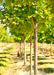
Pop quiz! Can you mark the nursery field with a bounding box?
[0,43,54,75]
[0,1,54,75]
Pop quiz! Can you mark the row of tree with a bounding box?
[0,0,54,75]
[0,23,54,43]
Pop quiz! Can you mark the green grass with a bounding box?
[0,46,14,75]
[38,55,54,74]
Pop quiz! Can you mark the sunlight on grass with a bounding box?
[0,46,14,75]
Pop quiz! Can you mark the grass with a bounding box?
[0,46,14,75]
[37,55,54,74]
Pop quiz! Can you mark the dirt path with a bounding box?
[5,43,54,75]
[6,44,29,75]
[0,43,13,53]
[5,44,43,75]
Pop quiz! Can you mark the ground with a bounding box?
[0,43,54,75]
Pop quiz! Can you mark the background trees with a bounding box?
[0,24,14,42]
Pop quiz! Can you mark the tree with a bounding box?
[30,32,32,75]
[0,0,53,75]
[0,24,11,42]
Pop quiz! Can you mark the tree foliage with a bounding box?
[0,0,54,43]
[0,24,14,42]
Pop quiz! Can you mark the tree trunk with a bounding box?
[34,24,38,75]
[30,32,32,75]
[42,41,44,54]
[20,42,21,52]
[24,36,26,65]
[50,41,52,55]
[20,42,22,56]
